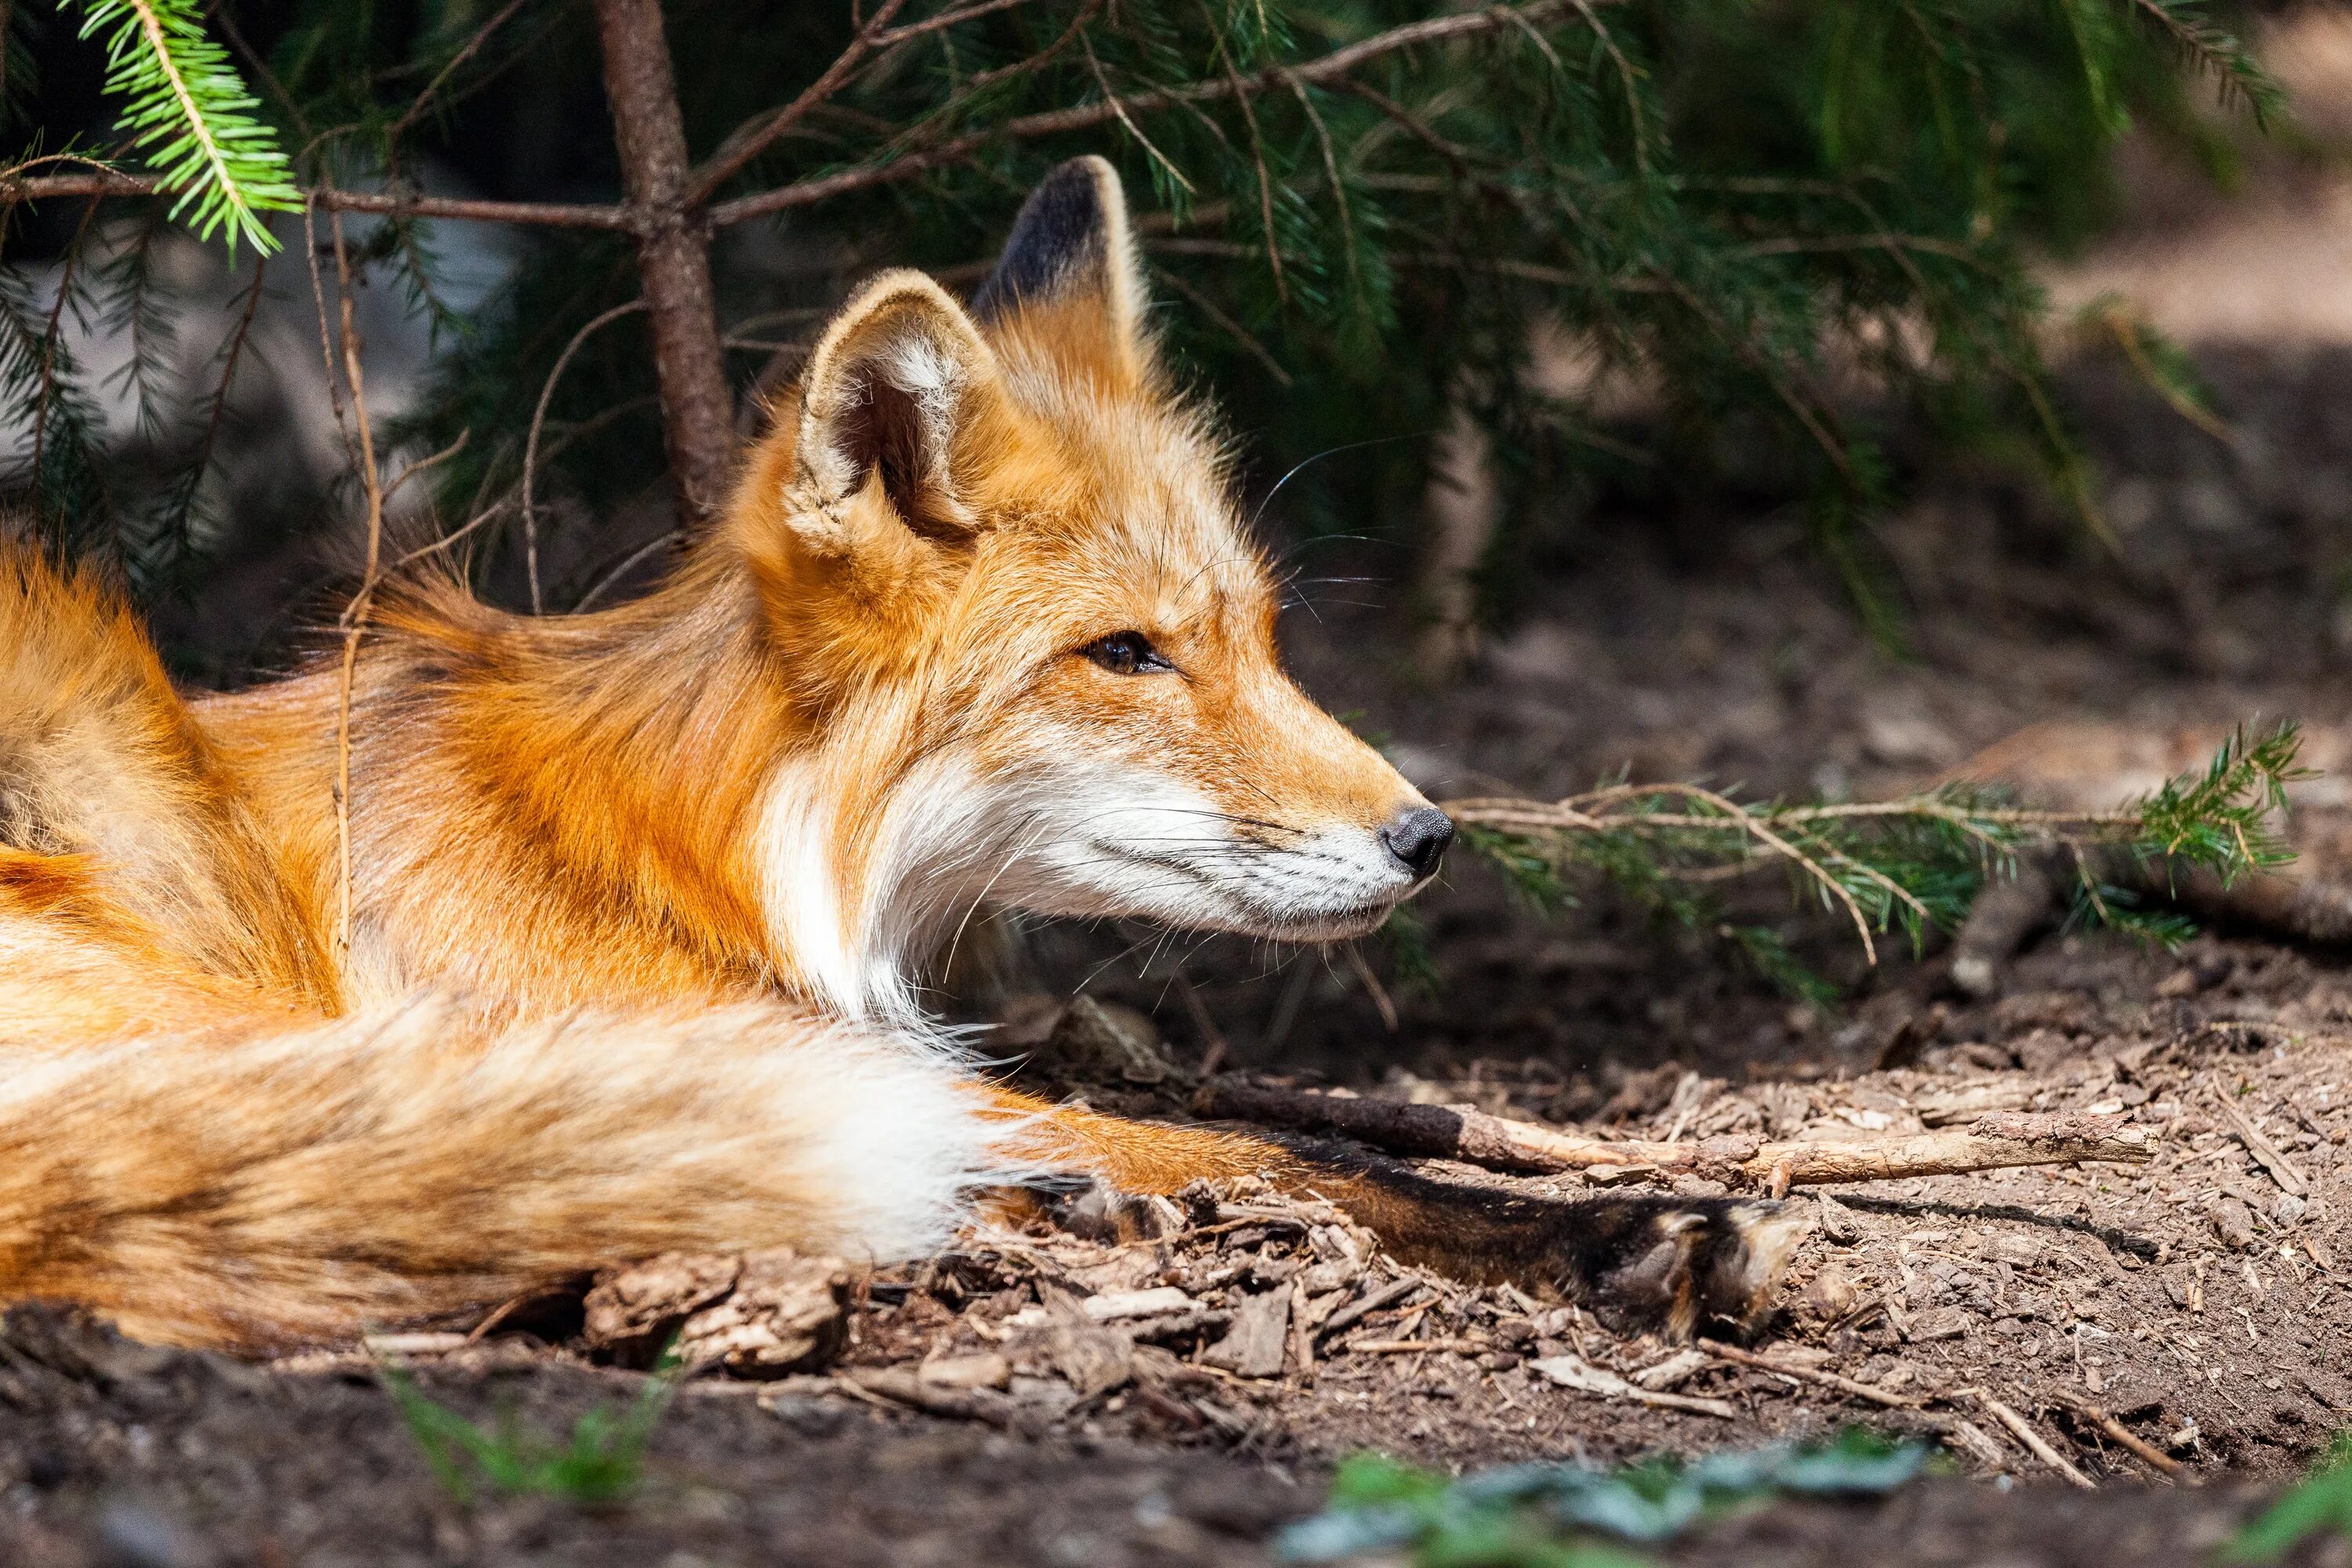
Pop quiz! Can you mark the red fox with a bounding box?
[0,158,1801,1352]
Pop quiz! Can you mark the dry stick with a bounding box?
[2216,1098,2307,1198]
[325,206,386,960]
[1697,1339,1924,1410]
[593,0,736,527]
[1171,970,1231,1079]
[385,0,534,151]
[2052,1393,2190,1479]
[179,256,270,514]
[1202,1081,2154,1189]
[1338,942,1399,1031]
[1973,1391,2096,1490]
[521,299,648,614]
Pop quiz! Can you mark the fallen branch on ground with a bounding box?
[1201,1081,2153,1191]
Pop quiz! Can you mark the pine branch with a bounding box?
[64,0,297,252]
[1444,724,2307,997]
[707,0,1600,226]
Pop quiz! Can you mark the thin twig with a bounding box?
[326,205,387,960]
[299,199,358,473]
[1972,1390,2096,1489]
[521,299,647,615]
[1082,29,1196,196]
[2049,1393,2190,1479]
[572,529,678,612]
[1339,942,1398,1030]
[379,428,472,509]
[1697,1339,1925,1409]
[386,0,535,151]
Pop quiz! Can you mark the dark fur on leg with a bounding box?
[1268,1136,1809,1341]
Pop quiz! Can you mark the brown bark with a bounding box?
[1200,1081,2154,1189]
[593,0,736,528]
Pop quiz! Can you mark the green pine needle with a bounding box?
[64,0,299,254]
[1454,722,2306,1001]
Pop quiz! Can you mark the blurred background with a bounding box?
[3,0,2343,1095]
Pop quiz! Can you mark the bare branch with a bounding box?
[523,299,648,613]
[0,170,636,230]
[387,0,535,151]
[1201,1081,2155,1189]
[325,205,387,961]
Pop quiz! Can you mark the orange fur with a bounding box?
[0,161,1456,1350]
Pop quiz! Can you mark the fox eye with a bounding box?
[1081,631,1175,676]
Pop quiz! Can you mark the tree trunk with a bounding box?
[593,0,735,528]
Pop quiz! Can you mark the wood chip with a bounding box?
[1349,1337,1488,1356]
[1081,1287,1194,1321]
[1912,1080,2038,1127]
[919,1352,1011,1392]
[1202,1287,1290,1379]
[1939,1417,2010,1472]
[361,1332,472,1358]
[1315,1276,1422,1341]
[1287,1276,1316,1383]
[1632,1348,1711,1392]
[1039,1319,1134,1399]
[1527,1353,1737,1418]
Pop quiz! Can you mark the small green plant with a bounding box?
[1279,1431,1931,1566]
[2223,1431,2352,1563]
[1445,721,2307,1000]
[379,1349,679,1508]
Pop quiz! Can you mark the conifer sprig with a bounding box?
[1446,723,2307,997]
[65,0,296,253]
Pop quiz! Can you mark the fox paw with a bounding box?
[1527,1194,1813,1341]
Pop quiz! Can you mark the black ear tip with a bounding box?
[973,158,1127,321]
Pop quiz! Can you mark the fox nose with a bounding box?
[1379,806,1455,880]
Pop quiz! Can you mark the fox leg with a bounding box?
[982,1088,1806,1341]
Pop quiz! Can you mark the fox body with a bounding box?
[0,160,1798,1351]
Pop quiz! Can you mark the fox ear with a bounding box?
[786,270,1010,549]
[972,156,1149,392]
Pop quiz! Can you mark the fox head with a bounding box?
[723,158,1450,1021]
